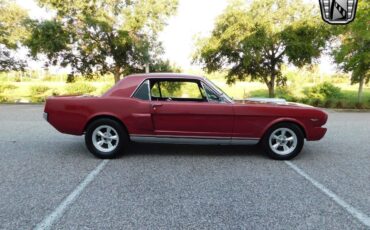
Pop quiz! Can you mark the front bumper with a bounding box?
[307,127,327,141]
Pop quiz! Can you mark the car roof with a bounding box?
[103,73,206,98]
[126,73,205,81]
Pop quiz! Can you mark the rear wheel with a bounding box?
[262,123,304,160]
[85,118,128,159]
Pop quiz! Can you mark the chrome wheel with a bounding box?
[92,125,119,153]
[269,128,297,156]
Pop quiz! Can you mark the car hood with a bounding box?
[235,98,313,108]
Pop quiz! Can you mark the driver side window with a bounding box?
[150,80,206,102]
[202,84,221,103]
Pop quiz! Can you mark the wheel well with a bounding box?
[84,115,129,135]
[265,121,307,139]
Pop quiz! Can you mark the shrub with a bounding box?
[355,102,366,109]
[51,88,61,96]
[319,82,342,98]
[308,98,322,107]
[303,82,342,100]
[27,85,50,103]
[100,83,114,95]
[323,99,334,108]
[0,95,8,103]
[30,96,46,103]
[29,85,50,95]
[249,89,269,98]
[66,73,75,83]
[276,86,297,101]
[298,97,309,104]
[335,100,345,109]
[0,84,17,93]
[65,82,96,95]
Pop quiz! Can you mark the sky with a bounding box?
[158,0,228,70]
[15,0,336,74]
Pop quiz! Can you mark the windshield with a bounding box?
[204,78,234,103]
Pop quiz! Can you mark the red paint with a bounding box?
[44,73,328,142]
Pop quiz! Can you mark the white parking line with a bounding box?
[33,160,109,230]
[285,161,370,228]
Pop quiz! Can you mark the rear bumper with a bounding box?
[307,127,327,141]
[43,112,48,121]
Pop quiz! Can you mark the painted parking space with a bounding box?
[1,105,369,229]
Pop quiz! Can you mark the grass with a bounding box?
[0,81,113,103]
[209,79,370,109]
[0,71,369,109]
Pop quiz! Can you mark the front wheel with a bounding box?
[262,123,304,160]
[85,118,128,159]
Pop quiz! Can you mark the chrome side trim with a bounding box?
[130,135,259,145]
[231,139,260,145]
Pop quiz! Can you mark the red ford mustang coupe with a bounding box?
[44,73,327,160]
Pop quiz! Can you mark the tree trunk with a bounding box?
[268,83,275,98]
[268,73,276,98]
[145,63,150,73]
[358,76,364,103]
[113,66,121,83]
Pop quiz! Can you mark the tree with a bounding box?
[26,0,178,83]
[0,48,26,72]
[333,1,369,103]
[194,0,331,98]
[0,0,29,71]
[150,59,182,73]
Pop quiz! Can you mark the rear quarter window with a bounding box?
[133,80,150,101]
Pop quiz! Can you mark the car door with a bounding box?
[149,79,234,139]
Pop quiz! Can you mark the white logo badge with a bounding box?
[319,0,358,24]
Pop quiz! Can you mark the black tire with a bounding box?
[85,118,129,159]
[262,122,304,160]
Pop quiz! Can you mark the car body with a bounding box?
[44,73,328,159]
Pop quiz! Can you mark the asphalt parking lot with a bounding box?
[0,104,369,229]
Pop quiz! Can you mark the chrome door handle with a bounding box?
[152,103,163,110]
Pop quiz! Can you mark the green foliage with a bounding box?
[27,0,179,82]
[0,83,17,93]
[0,83,17,102]
[100,83,114,95]
[335,100,345,109]
[29,95,46,103]
[0,48,26,72]
[275,86,297,102]
[0,0,29,71]
[194,0,331,98]
[66,73,75,83]
[151,60,182,73]
[324,99,333,108]
[65,82,96,95]
[0,95,7,102]
[304,82,342,100]
[0,0,29,48]
[29,85,50,95]
[0,73,369,108]
[332,1,370,102]
[355,102,366,109]
[29,85,50,103]
[249,89,269,98]
[26,20,69,59]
